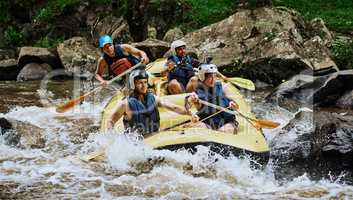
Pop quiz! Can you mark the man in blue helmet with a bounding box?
[106,69,195,135]
[95,35,150,86]
[165,40,200,94]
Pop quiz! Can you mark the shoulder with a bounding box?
[97,57,107,65]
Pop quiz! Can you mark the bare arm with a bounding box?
[106,99,128,129]
[223,83,239,110]
[156,96,191,115]
[121,44,149,64]
[95,57,108,84]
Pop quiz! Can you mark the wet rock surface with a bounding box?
[0,117,45,149]
[266,70,353,112]
[271,110,353,182]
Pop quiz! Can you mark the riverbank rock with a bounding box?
[266,70,353,112]
[270,110,353,181]
[0,59,21,80]
[180,7,337,85]
[57,37,100,78]
[132,39,170,61]
[16,63,52,81]
[17,47,61,69]
[163,28,184,43]
[0,117,45,149]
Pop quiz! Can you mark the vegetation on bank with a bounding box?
[273,0,353,32]
[1,0,352,69]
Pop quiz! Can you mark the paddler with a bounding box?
[106,69,196,135]
[95,35,150,87]
[187,63,239,133]
[164,40,200,94]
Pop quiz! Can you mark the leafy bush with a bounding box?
[183,0,237,28]
[34,0,80,21]
[331,39,353,70]
[273,0,353,31]
[4,27,24,47]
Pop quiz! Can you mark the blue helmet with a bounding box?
[98,35,113,48]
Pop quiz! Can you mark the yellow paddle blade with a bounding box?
[227,77,255,91]
[254,119,280,129]
[56,95,86,113]
[146,58,168,74]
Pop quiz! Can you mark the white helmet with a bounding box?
[198,63,218,81]
[129,69,149,90]
[170,40,186,55]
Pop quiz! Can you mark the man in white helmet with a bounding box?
[187,64,239,133]
[165,40,200,94]
[106,69,194,135]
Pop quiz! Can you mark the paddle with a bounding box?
[197,99,280,129]
[217,72,255,91]
[56,61,143,113]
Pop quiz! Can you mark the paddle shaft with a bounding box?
[197,99,257,127]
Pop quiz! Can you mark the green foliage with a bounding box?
[183,0,237,28]
[331,39,353,70]
[34,0,80,21]
[34,36,64,48]
[4,26,24,47]
[89,0,111,4]
[0,1,10,23]
[273,0,353,31]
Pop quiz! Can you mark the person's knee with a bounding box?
[218,123,236,134]
[186,76,198,92]
[168,79,182,94]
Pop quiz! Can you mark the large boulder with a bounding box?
[132,39,170,61]
[17,47,61,69]
[0,117,45,149]
[271,110,353,181]
[16,63,52,81]
[57,37,100,78]
[266,70,353,111]
[0,59,21,80]
[180,7,337,85]
[0,49,17,60]
[163,27,184,43]
[308,18,333,46]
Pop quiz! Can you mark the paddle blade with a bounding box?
[227,77,255,91]
[254,119,280,129]
[56,95,86,113]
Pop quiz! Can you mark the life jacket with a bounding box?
[195,81,235,129]
[103,44,140,77]
[167,55,195,88]
[124,91,160,135]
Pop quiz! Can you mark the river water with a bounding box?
[0,80,352,199]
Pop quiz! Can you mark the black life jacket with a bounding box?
[167,55,195,88]
[124,91,160,135]
[103,44,140,77]
[196,81,235,129]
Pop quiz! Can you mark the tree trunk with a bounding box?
[125,0,150,42]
